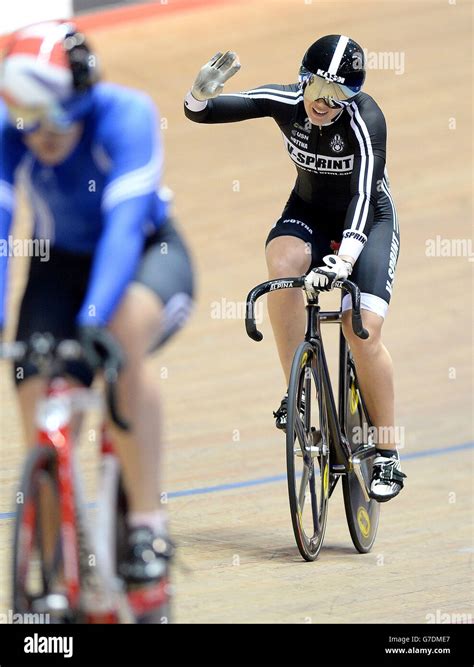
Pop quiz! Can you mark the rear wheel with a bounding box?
[286,342,330,561]
[12,446,66,621]
[342,355,380,553]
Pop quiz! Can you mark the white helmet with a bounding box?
[0,20,99,130]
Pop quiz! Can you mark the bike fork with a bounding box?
[39,423,81,615]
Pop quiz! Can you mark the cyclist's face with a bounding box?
[304,97,341,126]
[22,123,83,166]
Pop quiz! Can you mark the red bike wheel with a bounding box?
[12,445,65,620]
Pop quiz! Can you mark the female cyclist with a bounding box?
[184,35,405,501]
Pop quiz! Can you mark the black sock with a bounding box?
[376,448,399,459]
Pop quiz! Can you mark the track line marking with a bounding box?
[0,0,243,48]
[0,440,472,520]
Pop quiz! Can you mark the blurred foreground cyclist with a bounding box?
[184,36,405,501]
[0,21,194,606]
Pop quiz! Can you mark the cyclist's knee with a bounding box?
[266,236,311,278]
[109,283,163,360]
[342,310,383,351]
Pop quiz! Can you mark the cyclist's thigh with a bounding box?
[14,250,93,385]
[266,192,338,269]
[134,218,195,350]
[343,197,400,320]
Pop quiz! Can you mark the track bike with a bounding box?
[245,278,380,561]
[1,333,171,622]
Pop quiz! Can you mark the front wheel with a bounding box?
[12,446,65,620]
[286,342,330,561]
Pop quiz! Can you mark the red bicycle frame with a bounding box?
[37,378,81,612]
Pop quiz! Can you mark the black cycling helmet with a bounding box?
[299,34,366,106]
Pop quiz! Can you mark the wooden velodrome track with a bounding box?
[0,0,472,624]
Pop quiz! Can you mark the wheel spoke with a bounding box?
[308,470,320,534]
[298,465,310,510]
[303,372,311,432]
[294,413,311,457]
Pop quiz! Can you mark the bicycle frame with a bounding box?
[304,298,352,467]
[306,298,375,502]
[3,335,170,623]
[37,378,81,613]
[245,277,375,501]
[36,377,122,622]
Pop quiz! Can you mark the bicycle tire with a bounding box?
[12,445,64,619]
[286,341,330,561]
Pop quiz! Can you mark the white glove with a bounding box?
[304,255,353,293]
[191,51,241,101]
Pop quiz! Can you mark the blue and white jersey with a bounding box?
[0,82,168,327]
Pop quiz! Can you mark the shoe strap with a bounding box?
[374,464,406,487]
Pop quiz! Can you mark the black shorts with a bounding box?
[266,191,400,318]
[15,219,195,385]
